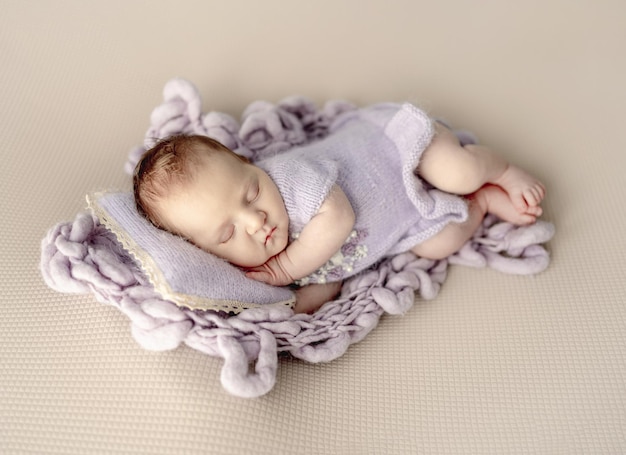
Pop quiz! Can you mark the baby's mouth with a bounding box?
[265,227,276,245]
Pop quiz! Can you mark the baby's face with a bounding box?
[158,151,289,268]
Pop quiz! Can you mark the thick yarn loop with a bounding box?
[218,330,277,398]
[239,101,307,159]
[42,78,555,397]
[448,215,555,275]
[125,78,358,174]
[141,78,242,160]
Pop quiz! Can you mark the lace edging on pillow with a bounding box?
[86,192,296,314]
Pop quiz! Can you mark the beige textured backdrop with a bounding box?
[2,1,625,453]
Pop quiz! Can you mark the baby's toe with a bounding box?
[523,186,544,207]
[526,205,543,217]
[517,212,537,225]
[535,182,547,201]
[538,182,547,200]
[511,192,530,213]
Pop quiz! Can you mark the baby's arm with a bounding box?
[246,184,355,286]
[293,281,342,314]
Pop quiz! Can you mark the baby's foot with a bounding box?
[494,165,546,216]
[472,184,538,225]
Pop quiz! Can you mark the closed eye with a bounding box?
[247,180,260,203]
[219,225,235,244]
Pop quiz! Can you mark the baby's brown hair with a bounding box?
[134,135,241,231]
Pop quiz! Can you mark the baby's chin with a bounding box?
[273,235,289,255]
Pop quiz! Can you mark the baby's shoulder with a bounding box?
[258,155,340,231]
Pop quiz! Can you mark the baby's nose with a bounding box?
[244,209,266,234]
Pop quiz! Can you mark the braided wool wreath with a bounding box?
[41,79,555,398]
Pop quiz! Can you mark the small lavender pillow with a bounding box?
[87,191,295,314]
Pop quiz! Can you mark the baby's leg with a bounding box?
[411,185,536,260]
[418,123,545,215]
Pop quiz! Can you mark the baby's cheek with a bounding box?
[274,233,289,257]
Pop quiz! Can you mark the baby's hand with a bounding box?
[245,256,294,287]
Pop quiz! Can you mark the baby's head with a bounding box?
[134,135,289,267]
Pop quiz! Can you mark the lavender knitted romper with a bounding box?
[257,103,469,285]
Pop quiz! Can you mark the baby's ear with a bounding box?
[237,154,250,164]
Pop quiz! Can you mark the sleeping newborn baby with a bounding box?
[134,103,545,313]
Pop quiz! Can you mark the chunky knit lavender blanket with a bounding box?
[41,78,555,398]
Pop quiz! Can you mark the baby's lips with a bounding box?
[264,227,277,245]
